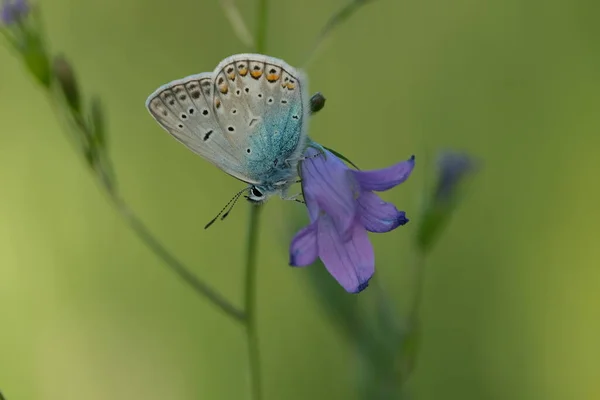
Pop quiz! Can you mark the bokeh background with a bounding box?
[1,0,599,399]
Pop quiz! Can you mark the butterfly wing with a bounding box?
[210,54,310,187]
[145,72,260,184]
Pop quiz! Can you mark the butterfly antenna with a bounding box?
[220,189,245,221]
[204,187,248,229]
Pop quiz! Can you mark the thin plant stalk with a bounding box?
[112,196,246,322]
[220,0,254,48]
[243,1,269,398]
[303,0,377,68]
[244,204,263,400]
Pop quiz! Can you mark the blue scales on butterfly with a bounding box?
[145,53,311,204]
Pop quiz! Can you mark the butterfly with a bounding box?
[145,54,311,210]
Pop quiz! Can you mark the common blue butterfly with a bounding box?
[145,54,310,208]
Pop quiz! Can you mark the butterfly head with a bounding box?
[246,185,268,204]
[246,182,288,204]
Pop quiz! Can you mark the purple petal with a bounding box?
[302,148,357,239]
[351,155,415,192]
[357,191,409,233]
[303,190,320,222]
[289,222,318,267]
[317,214,374,293]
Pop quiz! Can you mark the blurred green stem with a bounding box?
[244,205,262,400]
[408,252,426,324]
[220,0,254,48]
[243,2,268,399]
[303,0,377,67]
[402,250,427,382]
[111,195,246,321]
[255,0,269,54]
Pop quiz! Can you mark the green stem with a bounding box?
[401,251,427,382]
[112,195,246,322]
[243,2,269,399]
[244,205,262,400]
[303,0,377,67]
[408,252,426,325]
[255,0,269,53]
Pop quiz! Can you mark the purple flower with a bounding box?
[1,0,28,25]
[289,147,415,293]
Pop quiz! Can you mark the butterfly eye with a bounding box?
[251,187,263,198]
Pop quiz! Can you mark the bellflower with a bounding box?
[290,147,415,293]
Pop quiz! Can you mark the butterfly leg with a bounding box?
[298,152,323,161]
[284,140,326,169]
[298,142,326,161]
[281,185,305,204]
[306,141,327,159]
[285,148,323,168]
[283,192,305,204]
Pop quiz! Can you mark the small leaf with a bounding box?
[89,96,105,148]
[415,202,448,253]
[22,33,51,87]
[53,55,81,113]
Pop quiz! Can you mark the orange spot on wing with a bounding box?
[250,70,263,79]
[267,74,279,82]
[238,67,248,76]
[219,84,228,94]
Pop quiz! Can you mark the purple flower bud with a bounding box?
[1,0,29,25]
[434,151,478,203]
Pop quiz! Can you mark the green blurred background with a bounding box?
[2,0,599,399]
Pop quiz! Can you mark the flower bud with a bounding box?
[309,92,326,115]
